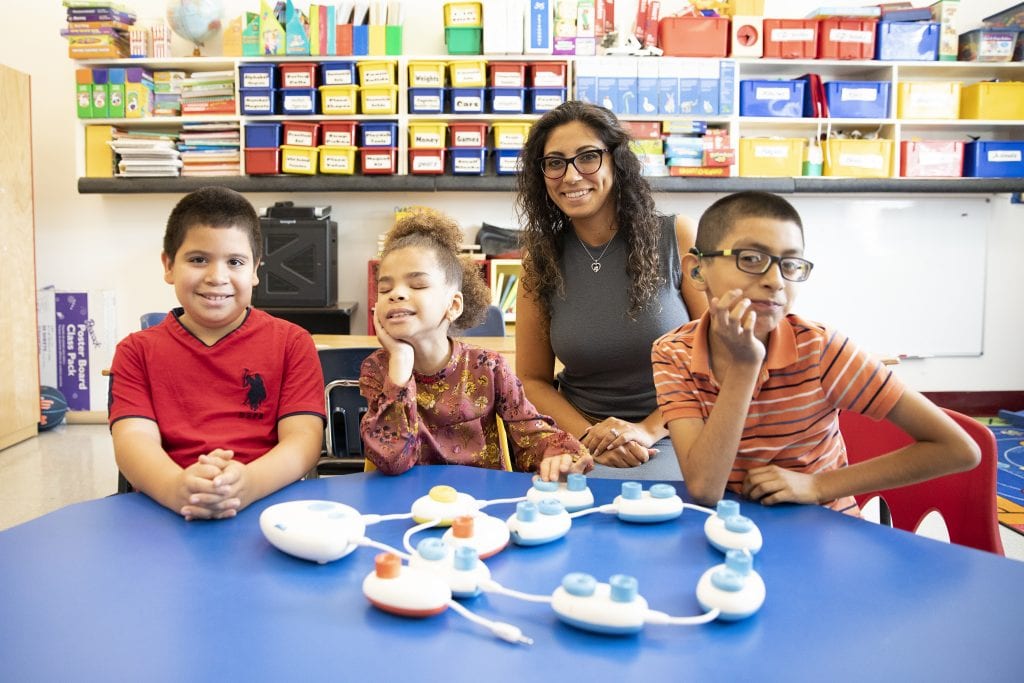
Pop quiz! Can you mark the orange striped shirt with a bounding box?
[652,313,904,514]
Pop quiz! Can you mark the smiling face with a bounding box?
[162,224,259,343]
[696,216,806,343]
[375,246,463,344]
[542,120,616,230]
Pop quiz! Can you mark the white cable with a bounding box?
[446,599,533,645]
[477,496,527,509]
[644,608,721,626]
[402,518,442,554]
[682,503,716,516]
[355,537,411,561]
[478,578,553,604]
[568,503,618,519]
[361,512,415,525]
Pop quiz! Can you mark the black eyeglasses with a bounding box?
[539,149,609,179]
[690,248,814,282]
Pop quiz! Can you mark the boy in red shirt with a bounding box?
[109,187,325,520]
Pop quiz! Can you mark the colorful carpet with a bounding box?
[987,422,1024,536]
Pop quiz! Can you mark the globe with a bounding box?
[166,0,224,56]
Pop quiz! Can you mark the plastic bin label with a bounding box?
[454,156,482,172]
[770,29,814,42]
[365,131,393,146]
[829,29,873,44]
[362,70,391,85]
[364,153,393,170]
[755,87,792,101]
[535,94,564,110]
[287,130,314,146]
[414,132,443,147]
[283,94,313,109]
[413,154,443,171]
[453,95,482,111]
[364,95,394,112]
[324,71,353,85]
[755,145,790,158]
[842,88,878,102]
[493,95,523,110]
[499,155,522,172]
[454,66,483,84]
[284,72,312,88]
[326,94,355,111]
[324,131,352,146]
[498,132,525,147]
[839,153,883,169]
[323,154,351,171]
[413,94,442,110]
[284,152,313,171]
[243,73,270,88]
[454,130,483,146]
[412,72,443,86]
[244,95,271,110]
[494,72,523,87]
[988,150,1022,163]
[448,7,480,24]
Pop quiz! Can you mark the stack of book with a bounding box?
[180,71,237,116]
[153,70,186,117]
[61,1,135,59]
[107,128,181,177]
[179,123,241,177]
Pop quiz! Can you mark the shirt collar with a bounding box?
[689,312,798,383]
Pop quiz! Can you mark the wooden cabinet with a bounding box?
[0,64,40,450]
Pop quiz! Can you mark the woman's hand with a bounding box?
[581,418,660,468]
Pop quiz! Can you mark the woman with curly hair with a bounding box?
[515,101,706,479]
[360,208,592,479]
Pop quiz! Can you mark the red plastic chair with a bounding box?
[838,408,1004,555]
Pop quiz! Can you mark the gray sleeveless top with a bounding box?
[549,214,690,422]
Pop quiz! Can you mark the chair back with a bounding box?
[459,305,506,337]
[838,408,1004,555]
[140,312,166,329]
[317,347,378,475]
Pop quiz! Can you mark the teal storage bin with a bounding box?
[445,27,482,55]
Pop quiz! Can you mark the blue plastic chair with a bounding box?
[460,305,506,337]
[140,312,166,329]
[316,347,378,476]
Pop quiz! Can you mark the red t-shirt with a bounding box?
[109,308,325,468]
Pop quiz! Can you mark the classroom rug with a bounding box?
[986,421,1024,536]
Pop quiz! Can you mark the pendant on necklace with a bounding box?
[591,262,601,273]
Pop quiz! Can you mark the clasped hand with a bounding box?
[177,449,248,521]
[581,418,659,468]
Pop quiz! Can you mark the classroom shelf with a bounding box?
[78,175,1024,194]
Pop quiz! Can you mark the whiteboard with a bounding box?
[789,197,988,358]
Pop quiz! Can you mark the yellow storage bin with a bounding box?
[960,81,1024,120]
[444,2,483,27]
[823,139,893,178]
[492,121,531,149]
[280,145,319,175]
[738,138,804,177]
[360,85,399,115]
[449,59,488,88]
[356,60,396,86]
[409,61,448,87]
[408,122,448,149]
[320,85,359,115]
[896,81,961,119]
[318,146,356,175]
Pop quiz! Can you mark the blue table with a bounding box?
[1,466,1020,682]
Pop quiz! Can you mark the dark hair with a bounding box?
[515,100,662,319]
[381,208,490,330]
[696,191,805,253]
[164,186,262,263]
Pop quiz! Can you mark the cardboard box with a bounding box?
[526,0,554,53]
[929,0,960,61]
[37,287,57,388]
[53,290,117,412]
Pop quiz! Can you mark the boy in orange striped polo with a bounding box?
[651,191,978,514]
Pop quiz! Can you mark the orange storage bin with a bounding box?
[763,19,818,59]
[490,61,528,87]
[817,18,877,60]
[282,121,319,147]
[245,148,279,175]
[659,16,730,57]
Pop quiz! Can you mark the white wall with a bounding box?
[1,0,1021,392]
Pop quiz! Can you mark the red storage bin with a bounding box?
[659,16,730,57]
[245,148,280,175]
[900,140,964,178]
[409,148,446,175]
[448,121,488,148]
[490,61,528,87]
[817,18,877,60]
[278,62,318,89]
[282,120,320,147]
[360,147,397,174]
[529,62,567,87]
[764,19,818,59]
[320,120,358,147]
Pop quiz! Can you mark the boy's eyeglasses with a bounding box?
[691,248,814,282]
[539,149,609,179]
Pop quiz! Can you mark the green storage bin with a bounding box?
[445,27,482,55]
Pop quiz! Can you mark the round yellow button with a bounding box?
[428,485,457,503]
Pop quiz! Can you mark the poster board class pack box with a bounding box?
[40,289,117,412]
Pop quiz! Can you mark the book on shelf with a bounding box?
[500,276,519,314]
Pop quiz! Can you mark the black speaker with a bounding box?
[254,215,338,307]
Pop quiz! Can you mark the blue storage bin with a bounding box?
[320,61,357,86]
[279,88,318,115]
[963,141,1024,178]
[739,80,805,117]
[530,87,566,113]
[875,22,940,61]
[490,87,526,114]
[245,122,282,148]
[360,121,399,147]
[240,88,277,115]
[238,63,276,89]
[449,147,487,175]
[494,147,523,175]
[449,87,485,114]
[825,81,890,118]
[409,87,446,114]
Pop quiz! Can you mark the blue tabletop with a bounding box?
[0,466,1020,682]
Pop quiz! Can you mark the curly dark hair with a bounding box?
[514,100,663,319]
[381,208,490,331]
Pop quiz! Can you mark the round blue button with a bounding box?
[567,473,587,491]
[453,546,478,571]
[725,514,754,533]
[621,482,642,500]
[609,574,638,603]
[538,499,565,516]
[562,572,597,597]
[516,501,537,522]
[416,537,448,561]
[650,483,676,499]
[533,479,559,493]
[716,500,739,519]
